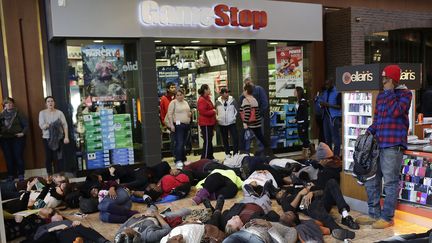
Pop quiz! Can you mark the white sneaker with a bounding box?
[225,154,231,160]
[175,161,184,169]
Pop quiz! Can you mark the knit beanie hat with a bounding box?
[316,142,333,160]
[382,65,401,83]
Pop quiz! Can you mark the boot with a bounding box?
[302,148,309,159]
[309,143,316,157]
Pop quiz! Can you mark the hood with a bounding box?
[395,84,408,90]
[217,96,234,104]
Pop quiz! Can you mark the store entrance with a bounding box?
[156,43,235,159]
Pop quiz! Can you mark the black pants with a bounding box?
[297,122,310,148]
[219,124,239,155]
[32,225,108,243]
[0,137,26,178]
[43,138,63,174]
[306,179,350,230]
[202,173,238,199]
[200,125,214,159]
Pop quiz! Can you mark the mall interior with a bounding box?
[1,0,432,242]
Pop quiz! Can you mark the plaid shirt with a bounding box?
[367,87,412,149]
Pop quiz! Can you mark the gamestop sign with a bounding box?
[140,0,267,30]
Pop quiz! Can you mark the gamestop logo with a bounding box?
[342,71,373,84]
[140,1,267,30]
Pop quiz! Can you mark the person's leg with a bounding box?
[174,124,186,162]
[219,125,230,155]
[202,173,228,193]
[1,139,16,179]
[42,139,53,175]
[55,140,64,173]
[170,131,176,160]
[298,122,310,148]
[183,124,190,161]
[251,127,268,149]
[331,117,341,156]
[58,225,109,243]
[307,199,341,230]
[0,181,20,200]
[206,210,222,228]
[215,178,238,199]
[322,115,333,148]
[13,137,26,179]
[201,126,210,159]
[321,179,350,213]
[229,123,239,155]
[380,147,403,222]
[208,125,214,159]
[364,158,383,219]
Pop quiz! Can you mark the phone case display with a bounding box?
[399,153,432,207]
[83,109,134,169]
[343,92,373,171]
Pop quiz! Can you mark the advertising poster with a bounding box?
[157,66,180,96]
[82,44,127,101]
[275,46,303,97]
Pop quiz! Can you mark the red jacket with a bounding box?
[197,95,216,126]
[160,173,190,197]
[160,94,174,125]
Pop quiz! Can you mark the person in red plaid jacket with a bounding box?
[356,65,412,229]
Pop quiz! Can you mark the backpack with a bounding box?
[352,133,379,184]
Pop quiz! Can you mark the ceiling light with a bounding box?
[269,42,278,45]
[191,40,201,43]
[154,40,162,43]
[227,40,236,44]
[93,40,104,43]
[381,38,385,41]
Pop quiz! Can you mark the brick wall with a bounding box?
[326,7,432,78]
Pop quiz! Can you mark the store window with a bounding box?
[267,41,313,152]
[66,39,142,170]
[156,45,228,157]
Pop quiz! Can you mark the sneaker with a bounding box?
[262,180,279,198]
[175,161,184,169]
[203,198,214,212]
[341,216,360,230]
[331,228,355,240]
[215,195,225,211]
[372,219,394,229]
[225,154,231,160]
[244,184,259,197]
[355,215,377,225]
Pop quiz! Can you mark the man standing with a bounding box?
[356,65,412,229]
[319,79,342,156]
[160,82,177,155]
[239,77,270,155]
[215,88,239,159]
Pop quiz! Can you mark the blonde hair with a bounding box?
[225,223,239,235]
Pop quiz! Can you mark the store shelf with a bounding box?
[346,100,372,104]
[345,135,358,139]
[346,112,372,116]
[346,124,370,129]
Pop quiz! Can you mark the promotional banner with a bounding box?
[82,44,127,101]
[157,66,180,96]
[275,46,303,97]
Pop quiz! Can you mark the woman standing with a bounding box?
[240,83,269,154]
[294,87,314,158]
[39,96,69,175]
[167,89,191,169]
[0,98,28,181]
[197,84,216,160]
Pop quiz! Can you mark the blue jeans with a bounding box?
[98,188,132,223]
[0,137,26,178]
[364,146,403,221]
[174,123,190,162]
[323,115,341,156]
[222,230,265,243]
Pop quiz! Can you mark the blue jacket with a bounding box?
[320,87,341,118]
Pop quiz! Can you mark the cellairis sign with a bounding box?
[336,63,421,91]
[139,0,268,30]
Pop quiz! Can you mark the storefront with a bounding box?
[44,0,323,170]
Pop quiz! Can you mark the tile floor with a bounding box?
[10,151,432,242]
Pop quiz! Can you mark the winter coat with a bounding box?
[197,95,216,126]
[215,96,238,126]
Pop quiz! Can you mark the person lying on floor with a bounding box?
[160,196,226,243]
[183,158,230,175]
[131,169,192,204]
[223,179,280,235]
[192,169,243,205]
[1,173,69,200]
[98,186,138,224]
[222,218,297,243]
[114,205,192,243]
[242,170,279,197]
[275,178,359,241]
[31,217,110,243]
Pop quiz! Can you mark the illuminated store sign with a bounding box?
[139,0,267,30]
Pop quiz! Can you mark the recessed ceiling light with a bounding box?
[191,40,201,43]
[269,42,278,45]
[93,40,104,43]
[227,40,236,44]
[154,40,162,43]
[381,38,385,41]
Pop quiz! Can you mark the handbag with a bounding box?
[164,101,176,127]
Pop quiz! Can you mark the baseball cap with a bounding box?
[382,65,401,83]
[220,88,230,94]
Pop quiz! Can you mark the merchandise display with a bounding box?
[343,92,373,171]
